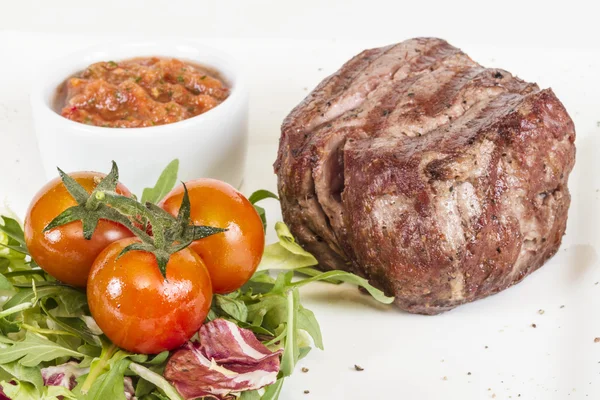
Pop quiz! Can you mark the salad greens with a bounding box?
[248,189,278,232]
[140,159,180,205]
[0,161,393,400]
[258,223,318,271]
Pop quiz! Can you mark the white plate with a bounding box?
[0,33,599,399]
[239,44,600,400]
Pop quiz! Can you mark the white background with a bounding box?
[1,1,600,399]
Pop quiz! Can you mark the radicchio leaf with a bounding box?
[41,361,137,399]
[0,384,11,400]
[124,377,135,400]
[165,319,281,399]
[41,361,88,390]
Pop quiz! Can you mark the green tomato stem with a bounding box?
[99,191,165,248]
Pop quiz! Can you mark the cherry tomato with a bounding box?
[87,237,213,354]
[160,179,264,294]
[24,172,133,287]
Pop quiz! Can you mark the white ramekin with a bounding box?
[31,40,249,196]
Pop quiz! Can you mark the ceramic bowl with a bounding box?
[30,40,249,195]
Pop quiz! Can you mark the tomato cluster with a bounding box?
[24,174,264,354]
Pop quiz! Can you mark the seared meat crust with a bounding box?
[275,38,576,314]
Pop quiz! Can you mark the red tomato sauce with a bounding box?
[55,57,229,128]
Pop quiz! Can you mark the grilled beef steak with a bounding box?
[275,38,576,314]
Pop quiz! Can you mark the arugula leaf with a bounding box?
[294,266,343,284]
[129,362,183,400]
[81,344,166,396]
[10,281,60,289]
[298,346,312,361]
[0,216,27,249]
[1,268,46,281]
[78,344,101,360]
[205,308,218,322]
[128,352,150,364]
[271,223,314,260]
[0,380,39,400]
[289,270,394,304]
[261,378,284,400]
[0,361,43,390]
[253,204,268,233]
[0,331,84,367]
[210,292,275,335]
[79,316,103,336]
[248,190,278,204]
[239,389,261,400]
[240,271,276,294]
[297,306,323,350]
[143,392,169,400]
[247,296,287,331]
[272,270,294,293]
[79,341,118,394]
[0,318,19,335]
[259,239,318,271]
[222,319,274,336]
[42,305,101,347]
[0,272,13,292]
[0,362,11,376]
[2,285,81,313]
[85,358,129,400]
[54,290,88,316]
[0,242,28,256]
[141,159,179,204]
[54,334,82,359]
[0,287,41,321]
[45,385,79,399]
[134,364,165,398]
[0,380,77,400]
[258,221,393,303]
[0,216,28,261]
[280,289,299,377]
[258,222,318,271]
[248,189,278,232]
[214,294,248,322]
[135,379,155,398]
[145,352,169,365]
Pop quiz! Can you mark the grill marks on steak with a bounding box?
[278,39,471,271]
[276,38,576,314]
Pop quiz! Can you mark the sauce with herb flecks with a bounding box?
[55,57,229,128]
